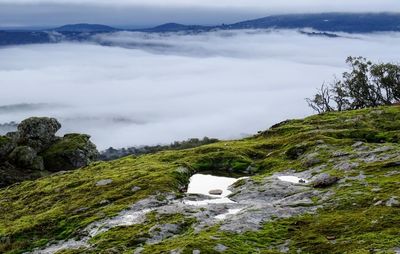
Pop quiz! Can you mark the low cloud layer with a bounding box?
[1,30,399,149]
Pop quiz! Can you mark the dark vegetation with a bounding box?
[307,56,400,113]
[100,137,219,161]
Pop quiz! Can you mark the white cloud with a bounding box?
[1,30,400,149]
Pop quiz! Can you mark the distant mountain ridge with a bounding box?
[226,13,400,33]
[53,23,118,32]
[1,13,400,46]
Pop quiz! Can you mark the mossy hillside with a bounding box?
[0,106,399,253]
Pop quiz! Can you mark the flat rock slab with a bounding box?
[209,189,223,195]
[96,179,113,186]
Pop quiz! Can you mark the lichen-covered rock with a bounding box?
[312,173,339,188]
[285,144,308,159]
[147,223,182,244]
[42,133,99,171]
[17,117,61,152]
[0,135,16,159]
[302,152,321,167]
[8,146,44,170]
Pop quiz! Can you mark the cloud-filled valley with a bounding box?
[1,30,400,150]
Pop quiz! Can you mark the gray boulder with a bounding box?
[8,146,44,170]
[42,133,99,172]
[0,135,16,159]
[17,117,61,152]
[312,173,339,188]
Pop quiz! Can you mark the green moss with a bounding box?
[1,106,400,253]
[44,134,91,154]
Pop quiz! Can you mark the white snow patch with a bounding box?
[185,174,245,206]
[187,174,238,197]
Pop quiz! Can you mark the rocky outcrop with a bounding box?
[17,117,61,152]
[42,134,99,172]
[8,146,44,171]
[0,136,15,159]
[0,117,98,187]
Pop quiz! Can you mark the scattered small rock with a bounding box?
[334,161,359,171]
[192,250,201,254]
[131,186,142,192]
[99,200,110,205]
[209,189,223,195]
[214,244,228,253]
[96,179,113,186]
[312,174,339,188]
[386,197,400,207]
[134,247,144,254]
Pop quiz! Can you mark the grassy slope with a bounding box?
[0,106,399,253]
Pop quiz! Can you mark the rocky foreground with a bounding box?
[0,117,99,187]
[0,107,400,253]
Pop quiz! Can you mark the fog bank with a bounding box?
[1,30,399,149]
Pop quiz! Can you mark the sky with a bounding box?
[0,0,400,28]
[1,30,400,150]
